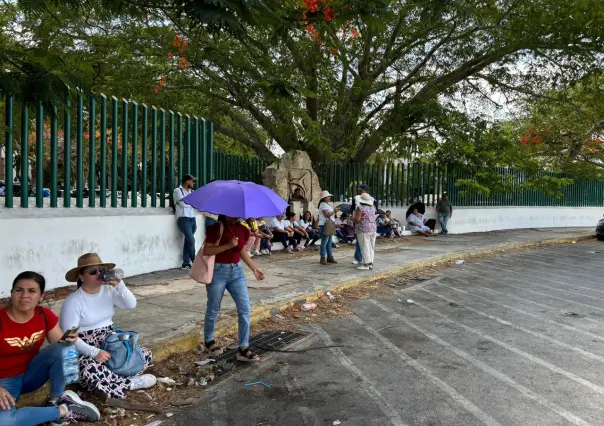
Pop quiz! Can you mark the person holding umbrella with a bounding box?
[180,180,287,362]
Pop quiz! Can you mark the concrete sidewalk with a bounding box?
[39,228,595,360]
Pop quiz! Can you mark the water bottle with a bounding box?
[99,268,124,283]
[62,344,80,385]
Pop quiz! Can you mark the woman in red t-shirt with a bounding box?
[0,272,100,426]
[202,215,265,361]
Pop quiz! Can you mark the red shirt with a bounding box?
[0,307,58,378]
[205,222,250,264]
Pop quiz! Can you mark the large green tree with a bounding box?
[154,0,604,163]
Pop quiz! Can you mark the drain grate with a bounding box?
[210,331,304,377]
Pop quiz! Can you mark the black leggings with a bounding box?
[273,232,298,248]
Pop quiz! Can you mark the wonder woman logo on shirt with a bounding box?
[4,330,44,349]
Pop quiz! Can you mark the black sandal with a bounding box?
[204,340,224,355]
[237,347,260,362]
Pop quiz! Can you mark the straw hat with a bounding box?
[319,190,333,199]
[355,193,374,205]
[65,253,116,282]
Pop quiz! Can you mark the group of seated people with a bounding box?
[237,208,409,255]
[1,254,157,426]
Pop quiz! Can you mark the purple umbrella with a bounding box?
[181,180,288,218]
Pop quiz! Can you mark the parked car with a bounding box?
[597,215,604,241]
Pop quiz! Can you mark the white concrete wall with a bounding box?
[385,206,603,235]
[0,207,205,297]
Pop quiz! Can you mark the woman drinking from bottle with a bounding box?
[60,253,156,399]
[0,271,100,426]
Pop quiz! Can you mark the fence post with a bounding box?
[121,99,129,208]
[35,102,44,208]
[192,116,199,180]
[131,102,138,208]
[160,109,166,208]
[185,115,191,176]
[168,111,175,204]
[111,97,118,207]
[151,107,158,208]
[63,100,71,208]
[100,95,107,208]
[20,104,29,208]
[176,112,182,184]
[4,95,13,208]
[207,121,214,182]
[200,118,207,185]
[88,94,96,208]
[50,105,58,208]
[76,94,84,208]
[141,104,148,208]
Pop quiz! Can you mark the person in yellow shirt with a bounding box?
[240,219,261,256]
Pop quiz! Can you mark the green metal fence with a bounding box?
[213,151,267,184]
[2,93,214,208]
[316,162,604,207]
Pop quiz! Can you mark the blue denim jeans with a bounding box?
[204,263,251,348]
[354,240,362,262]
[0,343,65,426]
[439,213,449,233]
[177,217,197,266]
[319,225,333,258]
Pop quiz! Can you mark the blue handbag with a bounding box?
[103,329,146,377]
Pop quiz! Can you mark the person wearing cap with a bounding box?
[318,190,339,265]
[174,174,197,269]
[351,184,377,265]
[60,254,156,399]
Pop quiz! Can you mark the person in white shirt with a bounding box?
[173,174,197,269]
[318,190,339,265]
[271,214,299,252]
[300,211,320,247]
[407,207,433,236]
[60,253,156,400]
[287,212,308,248]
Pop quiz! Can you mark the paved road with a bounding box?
[172,240,604,426]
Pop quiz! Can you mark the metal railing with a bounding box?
[2,93,214,208]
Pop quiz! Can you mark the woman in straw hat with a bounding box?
[60,254,156,399]
[318,190,339,265]
[353,193,378,270]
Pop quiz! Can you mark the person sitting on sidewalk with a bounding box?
[376,213,393,237]
[0,271,100,426]
[286,212,308,248]
[407,208,434,236]
[60,254,156,400]
[435,193,453,234]
[257,218,273,255]
[202,215,265,362]
[335,213,356,244]
[271,214,299,253]
[240,218,261,257]
[386,210,403,237]
[173,174,197,270]
[300,211,320,248]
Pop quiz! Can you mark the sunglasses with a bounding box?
[84,267,107,276]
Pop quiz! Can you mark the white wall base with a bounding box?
[0,208,205,297]
[0,206,600,296]
[385,206,603,235]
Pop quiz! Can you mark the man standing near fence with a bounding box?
[351,184,378,265]
[174,174,197,269]
[435,193,453,235]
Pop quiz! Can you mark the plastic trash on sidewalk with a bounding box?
[407,299,415,304]
[157,377,176,386]
[301,303,317,311]
[455,259,465,265]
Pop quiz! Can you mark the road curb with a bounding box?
[18,234,593,407]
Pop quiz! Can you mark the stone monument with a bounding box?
[263,150,322,216]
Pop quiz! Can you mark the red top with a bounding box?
[205,222,250,264]
[0,307,58,379]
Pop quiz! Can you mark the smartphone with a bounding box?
[61,326,79,341]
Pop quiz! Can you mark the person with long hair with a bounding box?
[0,271,100,426]
[202,215,265,361]
[300,211,320,247]
[60,254,156,399]
[318,190,339,265]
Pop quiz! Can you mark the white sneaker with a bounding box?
[260,249,267,255]
[130,374,157,390]
[352,260,361,265]
[357,266,371,271]
[286,246,294,253]
[294,246,302,252]
[253,250,261,256]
